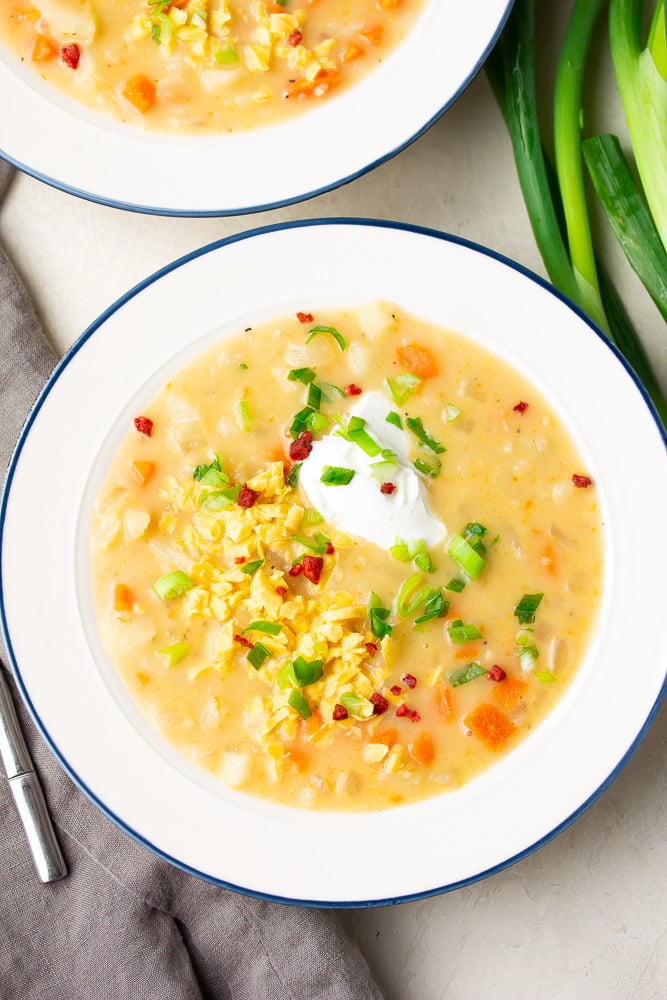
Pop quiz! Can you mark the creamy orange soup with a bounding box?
[1,0,423,132]
[90,303,603,810]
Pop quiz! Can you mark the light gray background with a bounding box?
[2,1,666,996]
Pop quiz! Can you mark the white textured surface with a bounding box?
[1,1,666,995]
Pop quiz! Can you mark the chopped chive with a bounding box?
[237,399,252,432]
[448,532,486,579]
[199,485,241,510]
[242,621,283,636]
[405,416,446,455]
[318,381,346,403]
[276,662,293,689]
[289,406,314,438]
[414,550,436,573]
[306,411,329,433]
[290,532,328,553]
[305,325,346,351]
[291,655,324,687]
[306,382,322,411]
[414,457,442,479]
[288,688,312,719]
[465,522,488,537]
[341,691,374,719]
[414,589,450,626]
[445,578,466,593]
[514,593,544,625]
[193,455,228,486]
[240,558,264,576]
[370,459,399,481]
[386,410,403,429]
[345,415,382,457]
[320,466,355,486]
[449,662,488,687]
[447,619,482,643]
[157,641,189,666]
[288,367,317,384]
[389,539,413,561]
[247,642,271,670]
[385,372,421,406]
[153,571,194,600]
[369,591,393,639]
[286,462,302,487]
[396,573,431,617]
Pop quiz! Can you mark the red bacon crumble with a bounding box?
[276,586,288,597]
[572,474,593,488]
[344,383,363,397]
[288,563,303,577]
[513,401,529,414]
[370,692,389,715]
[237,484,259,508]
[395,704,409,718]
[380,482,396,495]
[390,685,402,696]
[296,311,313,324]
[234,556,246,564]
[409,710,421,723]
[488,664,507,682]
[61,43,80,68]
[325,541,335,555]
[302,555,324,584]
[364,642,378,658]
[289,431,313,461]
[333,704,348,721]
[134,415,153,436]
[286,29,303,46]
[402,673,417,689]
[234,634,253,649]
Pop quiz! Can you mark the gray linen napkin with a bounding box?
[0,161,383,1000]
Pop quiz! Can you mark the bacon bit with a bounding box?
[380,482,396,495]
[286,29,303,46]
[390,685,402,696]
[234,556,246,565]
[234,634,254,649]
[288,563,303,577]
[370,692,389,715]
[289,431,313,462]
[572,474,593,488]
[488,664,507,682]
[302,555,324,584]
[325,541,335,555]
[237,484,259,508]
[513,401,529,414]
[395,703,409,718]
[409,710,421,723]
[402,673,417,689]
[296,311,314,324]
[60,43,80,68]
[364,642,378,657]
[276,586,288,597]
[344,383,363,396]
[134,415,153,436]
[333,704,348,721]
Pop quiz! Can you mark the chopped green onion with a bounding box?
[153,571,194,600]
[289,406,314,438]
[535,668,557,683]
[288,367,316,384]
[346,416,381,457]
[288,688,312,719]
[306,382,322,411]
[448,532,486,579]
[286,463,302,487]
[368,591,393,639]
[447,620,482,643]
[290,532,329,553]
[240,558,264,576]
[385,372,421,406]
[341,692,374,720]
[242,621,283,636]
[405,416,446,455]
[306,411,329,434]
[514,593,544,625]
[247,642,271,670]
[413,457,441,479]
[443,404,461,422]
[199,486,241,510]
[193,455,228,486]
[276,663,293,689]
[465,522,488,537]
[318,381,346,403]
[414,589,450,626]
[291,656,323,687]
[396,573,431,618]
[370,460,399,481]
[445,578,466,593]
[389,539,413,562]
[320,466,355,486]
[157,641,189,666]
[237,399,252,432]
[306,325,346,351]
[386,410,403,429]
[303,509,324,525]
[449,662,488,687]
[414,550,436,574]
[515,630,539,671]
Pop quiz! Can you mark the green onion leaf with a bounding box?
[386,410,404,429]
[341,691,374,719]
[535,668,557,683]
[448,532,486,579]
[414,589,450,626]
[447,620,482,643]
[413,457,442,479]
[288,688,312,719]
[514,593,544,625]
[405,416,446,455]
[291,656,324,687]
[303,509,324,525]
[414,550,436,574]
[318,381,346,403]
[306,411,330,434]
[385,372,421,406]
[200,485,241,510]
[320,466,355,486]
[153,571,194,600]
[389,539,412,562]
[247,642,271,670]
[306,382,322,411]
[346,415,382,457]
[449,662,488,687]
[286,463,302,487]
[445,578,466,593]
[242,621,283,636]
[193,455,228,485]
[305,325,346,351]
[240,558,264,576]
[237,399,252,432]
[288,367,317,384]
[290,532,328,553]
[289,406,314,438]
[157,641,189,666]
[396,573,431,618]
[368,591,393,639]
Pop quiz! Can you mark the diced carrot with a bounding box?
[32,33,57,62]
[378,0,403,7]
[359,24,384,45]
[372,728,398,748]
[113,583,134,612]
[396,343,439,379]
[341,40,365,63]
[434,685,455,722]
[131,460,155,485]
[539,541,558,577]
[464,703,516,750]
[409,732,435,766]
[287,68,341,98]
[122,74,157,114]
[492,676,527,711]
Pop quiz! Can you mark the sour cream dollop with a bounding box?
[299,392,446,550]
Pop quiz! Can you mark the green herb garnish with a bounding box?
[445,578,466,593]
[414,589,450,626]
[247,642,271,671]
[320,466,355,486]
[291,656,324,687]
[240,558,264,576]
[242,621,283,636]
[288,688,312,719]
[386,410,404,429]
[368,591,393,639]
[153,571,194,601]
[288,367,317,384]
[447,619,482,643]
[199,485,241,510]
[305,325,346,351]
[449,662,488,687]
[514,592,544,625]
[341,692,374,719]
[413,457,442,479]
[193,455,228,487]
[157,641,189,666]
[286,463,302,487]
[448,532,486,579]
[385,372,421,406]
[405,416,446,455]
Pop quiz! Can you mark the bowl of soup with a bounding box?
[0,0,512,214]
[2,219,666,905]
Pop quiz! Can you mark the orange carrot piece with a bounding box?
[464,703,516,750]
[32,33,57,62]
[492,676,527,711]
[540,542,558,576]
[113,583,134,612]
[132,460,155,485]
[341,41,365,63]
[372,728,398,748]
[396,343,439,379]
[123,74,157,114]
[434,685,455,722]
[409,732,435,766]
[378,0,403,7]
[359,24,384,45]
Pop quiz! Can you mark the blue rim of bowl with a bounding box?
[0,1,515,217]
[1,217,666,908]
